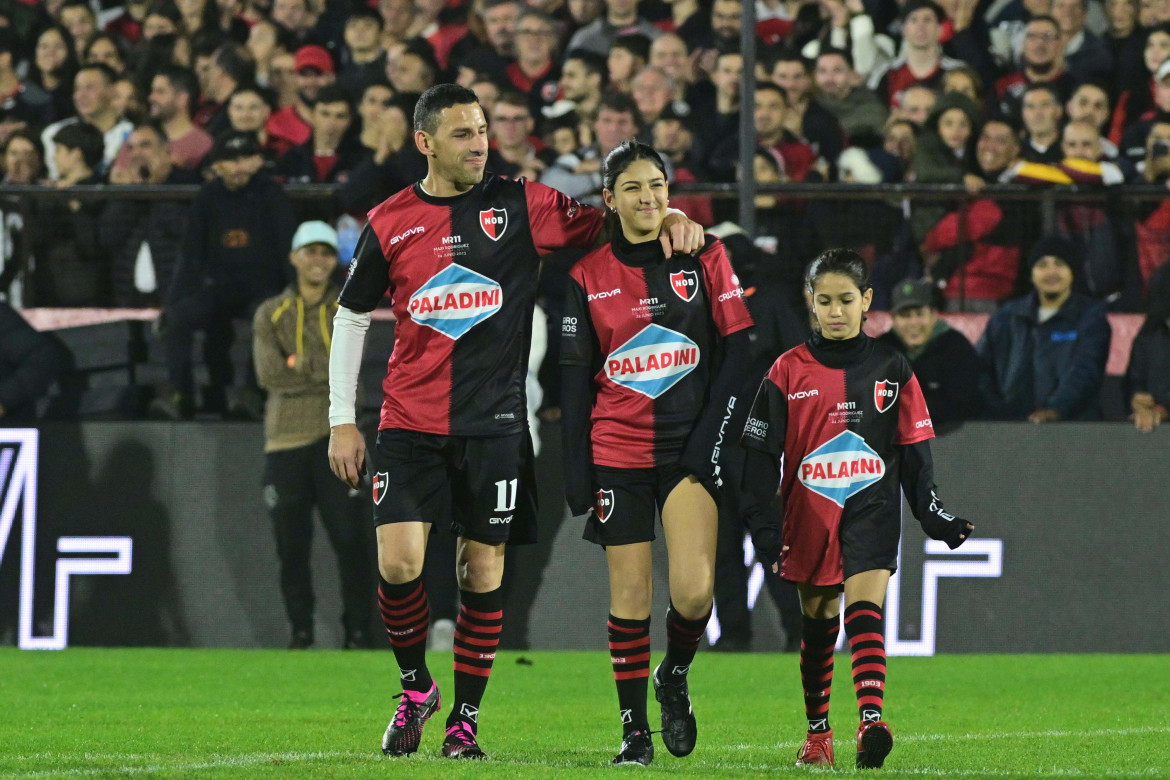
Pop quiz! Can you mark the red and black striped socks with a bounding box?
[378,575,433,693]
[608,614,651,734]
[844,601,886,724]
[800,614,840,733]
[447,588,503,734]
[661,602,710,682]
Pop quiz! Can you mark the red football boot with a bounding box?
[795,729,835,767]
[856,720,893,769]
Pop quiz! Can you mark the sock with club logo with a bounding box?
[378,575,433,693]
[801,614,840,733]
[844,601,886,725]
[660,602,710,683]
[446,588,503,734]
[608,614,651,735]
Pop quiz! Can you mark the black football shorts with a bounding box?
[370,428,538,545]
[584,463,718,547]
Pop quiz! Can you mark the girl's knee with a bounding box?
[378,553,423,583]
[611,576,653,616]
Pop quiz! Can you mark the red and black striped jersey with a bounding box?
[741,335,934,582]
[561,233,753,468]
[340,175,603,435]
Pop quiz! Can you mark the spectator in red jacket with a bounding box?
[921,118,1026,311]
[1132,118,1170,291]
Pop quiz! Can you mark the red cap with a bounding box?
[294,45,334,74]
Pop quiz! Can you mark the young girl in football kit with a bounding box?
[560,140,754,765]
[739,248,975,769]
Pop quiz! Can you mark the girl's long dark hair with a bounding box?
[600,139,668,243]
[30,23,80,87]
[804,247,871,294]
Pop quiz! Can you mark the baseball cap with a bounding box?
[890,279,936,313]
[291,220,339,252]
[210,130,261,162]
[294,45,334,74]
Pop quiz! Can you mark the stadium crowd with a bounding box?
[0,0,1169,427]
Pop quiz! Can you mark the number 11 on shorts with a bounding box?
[494,479,518,512]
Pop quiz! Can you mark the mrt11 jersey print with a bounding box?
[339,175,603,436]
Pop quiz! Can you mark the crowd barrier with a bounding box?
[2,181,1169,313]
[2,422,1166,653]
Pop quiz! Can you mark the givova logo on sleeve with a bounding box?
[798,430,885,507]
[605,323,699,398]
[408,263,502,339]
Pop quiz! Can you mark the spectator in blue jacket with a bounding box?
[977,234,1112,422]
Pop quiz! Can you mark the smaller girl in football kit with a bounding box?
[739,249,975,770]
[560,141,754,766]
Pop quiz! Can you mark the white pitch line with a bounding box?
[8,726,1170,779]
[5,751,368,779]
[732,724,1170,750]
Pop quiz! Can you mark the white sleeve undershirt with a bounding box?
[328,306,372,427]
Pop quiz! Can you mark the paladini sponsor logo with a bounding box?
[408,264,503,339]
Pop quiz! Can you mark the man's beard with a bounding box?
[1024,55,1055,75]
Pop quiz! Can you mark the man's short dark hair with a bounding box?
[493,90,530,112]
[414,83,481,133]
[361,77,394,98]
[401,39,440,83]
[769,47,811,74]
[983,115,1022,138]
[228,84,277,110]
[1070,78,1114,106]
[901,0,944,23]
[1022,82,1062,104]
[78,62,118,85]
[346,5,383,28]
[54,121,105,170]
[214,43,255,89]
[517,8,557,32]
[597,90,642,128]
[1026,14,1061,32]
[564,49,607,80]
[191,28,226,59]
[156,65,199,112]
[613,34,651,62]
[144,0,181,25]
[61,0,97,18]
[816,46,854,71]
[313,83,352,111]
[755,80,789,106]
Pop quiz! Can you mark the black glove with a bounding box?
[678,442,719,487]
[748,523,783,570]
[920,509,974,549]
[565,467,593,518]
[936,517,975,550]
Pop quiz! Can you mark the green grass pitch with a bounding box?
[3,649,1167,779]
